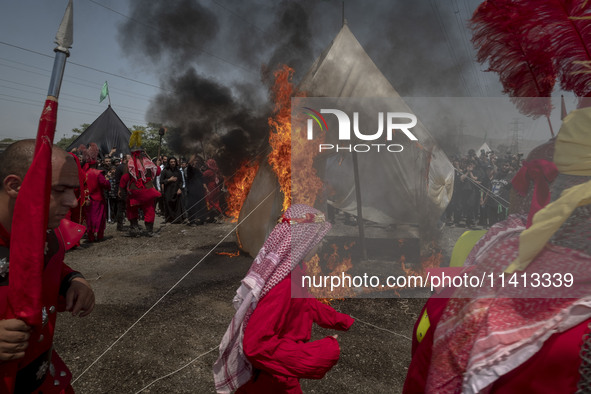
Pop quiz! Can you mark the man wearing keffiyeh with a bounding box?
[213,204,354,393]
[404,104,591,393]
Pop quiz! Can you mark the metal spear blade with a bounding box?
[54,0,73,54]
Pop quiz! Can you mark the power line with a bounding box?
[0,57,154,109]
[0,94,146,126]
[0,41,167,92]
[0,83,148,116]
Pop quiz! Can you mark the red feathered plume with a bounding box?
[81,142,99,164]
[471,0,557,120]
[529,0,591,97]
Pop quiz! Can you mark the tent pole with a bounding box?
[351,150,367,260]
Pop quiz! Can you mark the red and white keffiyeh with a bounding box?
[212,204,331,393]
[127,151,158,183]
[427,231,591,393]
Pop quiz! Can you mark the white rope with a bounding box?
[134,345,219,394]
[72,188,278,385]
[347,313,412,341]
[131,311,414,392]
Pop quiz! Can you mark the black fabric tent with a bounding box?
[67,106,132,157]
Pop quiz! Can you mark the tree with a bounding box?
[55,123,90,150]
[129,123,173,159]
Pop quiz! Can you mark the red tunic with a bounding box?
[237,275,354,393]
[85,168,110,202]
[203,168,223,214]
[0,223,77,393]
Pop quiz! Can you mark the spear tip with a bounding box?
[54,0,73,55]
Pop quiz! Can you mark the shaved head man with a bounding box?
[0,139,95,393]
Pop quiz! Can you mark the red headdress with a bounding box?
[470,0,557,122]
[127,130,158,186]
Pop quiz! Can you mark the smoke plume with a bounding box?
[117,0,490,175]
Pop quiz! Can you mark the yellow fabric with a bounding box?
[449,230,488,267]
[416,309,430,343]
[129,130,143,149]
[506,107,591,273]
[506,179,591,273]
[553,106,591,176]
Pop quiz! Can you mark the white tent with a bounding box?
[478,142,492,154]
[237,23,454,256]
[298,23,454,225]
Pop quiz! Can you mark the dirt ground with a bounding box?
[54,214,465,393]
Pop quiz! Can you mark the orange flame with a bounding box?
[267,64,324,211]
[267,65,294,212]
[225,160,259,221]
[402,243,443,279]
[227,65,325,221]
[304,243,356,300]
[217,251,241,257]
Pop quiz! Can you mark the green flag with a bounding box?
[99,81,109,103]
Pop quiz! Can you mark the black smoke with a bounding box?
[117,0,497,175]
[148,67,269,173]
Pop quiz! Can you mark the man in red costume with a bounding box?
[404,105,591,393]
[203,159,224,221]
[0,140,95,393]
[81,143,110,242]
[120,131,161,237]
[213,204,354,393]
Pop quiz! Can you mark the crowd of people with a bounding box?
[70,142,228,240]
[1,130,589,392]
[444,148,523,229]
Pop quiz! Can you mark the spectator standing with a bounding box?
[179,159,188,220]
[160,157,183,224]
[114,155,129,231]
[82,144,111,242]
[155,157,165,217]
[487,160,512,225]
[203,158,225,221]
[121,132,161,236]
[460,160,480,228]
[185,154,208,226]
[105,167,118,223]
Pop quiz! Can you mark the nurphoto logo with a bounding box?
[303,107,419,153]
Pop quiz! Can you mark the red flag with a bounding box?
[7,99,57,326]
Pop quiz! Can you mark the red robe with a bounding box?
[120,171,161,223]
[84,168,110,239]
[0,223,77,393]
[237,275,354,393]
[203,168,223,214]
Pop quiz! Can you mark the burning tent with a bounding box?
[236,23,454,257]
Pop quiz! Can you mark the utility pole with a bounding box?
[510,118,520,155]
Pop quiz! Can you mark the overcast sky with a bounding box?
[0,0,574,146]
